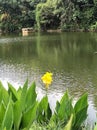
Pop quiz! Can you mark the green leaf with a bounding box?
[3,127,6,130]
[8,82,18,102]
[0,101,6,125]
[21,102,38,128]
[0,88,3,104]
[25,82,37,111]
[94,123,97,130]
[0,82,9,106]
[13,100,22,130]
[17,87,22,99]
[73,106,88,129]
[1,97,13,130]
[58,91,73,122]
[64,114,73,130]
[37,96,52,123]
[73,93,88,129]
[13,80,28,130]
[20,80,28,111]
[55,101,60,113]
[74,93,88,113]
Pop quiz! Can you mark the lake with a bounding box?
[0,32,97,125]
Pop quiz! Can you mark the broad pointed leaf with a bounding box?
[1,97,13,130]
[8,83,18,102]
[64,114,73,130]
[22,102,38,128]
[0,82,9,106]
[58,91,73,122]
[0,101,6,125]
[25,82,37,111]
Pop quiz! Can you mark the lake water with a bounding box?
[0,32,97,125]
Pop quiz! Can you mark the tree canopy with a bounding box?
[0,0,97,32]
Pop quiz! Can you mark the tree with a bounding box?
[0,0,41,32]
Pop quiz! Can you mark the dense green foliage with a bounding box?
[0,80,88,130]
[0,0,97,32]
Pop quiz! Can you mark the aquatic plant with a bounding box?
[0,73,88,130]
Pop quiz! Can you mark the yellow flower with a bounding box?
[41,72,53,89]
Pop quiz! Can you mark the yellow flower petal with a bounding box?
[41,72,53,89]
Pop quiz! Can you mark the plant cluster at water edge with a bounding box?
[0,72,89,130]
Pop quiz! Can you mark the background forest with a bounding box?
[0,0,97,32]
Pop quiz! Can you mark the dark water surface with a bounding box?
[0,32,97,124]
